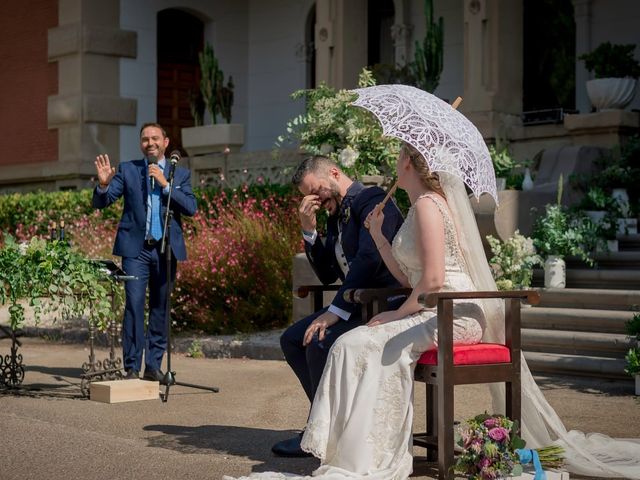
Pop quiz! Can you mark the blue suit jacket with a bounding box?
[92,159,197,261]
[305,182,404,315]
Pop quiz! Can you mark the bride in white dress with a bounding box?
[225,142,640,480]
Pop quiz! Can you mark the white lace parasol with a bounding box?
[351,84,498,202]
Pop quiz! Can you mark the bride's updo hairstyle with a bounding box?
[401,143,445,197]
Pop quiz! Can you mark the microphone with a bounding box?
[148,155,158,190]
[169,150,181,165]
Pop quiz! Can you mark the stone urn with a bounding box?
[586,78,637,110]
[544,255,566,289]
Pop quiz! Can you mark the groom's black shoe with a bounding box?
[271,432,313,458]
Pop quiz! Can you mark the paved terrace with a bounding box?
[1,337,639,480]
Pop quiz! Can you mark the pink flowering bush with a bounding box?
[455,413,525,479]
[0,185,303,333]
[173,185,303,333]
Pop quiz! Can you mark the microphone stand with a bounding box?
[159,160,219,402]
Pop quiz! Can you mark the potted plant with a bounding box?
[624,313,640,395]
[601,207,623,252]
[181,43,244,157]
[579,42,640,110]
[532,178,593,288]
[578,186,611,224]
[489,142,515,191]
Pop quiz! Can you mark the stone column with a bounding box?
[314,0,334,86]
[573,0,592,114]
[463,0,523,140]
[391,0,413,66]
[47,0,137,187]
[315,0,368,89]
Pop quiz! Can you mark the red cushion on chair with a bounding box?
[417,343,511,366]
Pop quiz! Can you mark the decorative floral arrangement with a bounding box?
[487,230,542,290]
[455,413,565,480]
[531,176,593,265]
[276,68,400,179]
[455,413,525,479]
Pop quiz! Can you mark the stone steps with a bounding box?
[524,351,628,379]
[521,286,638,379]
[522,328,631,358]
[566,251,640,269]
[618,233,640,251]
[534,287,640,311]
[521,306,634,334]
[532,268,640,289]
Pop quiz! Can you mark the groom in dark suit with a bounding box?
[273,155,404,456]
[92,123,197,382]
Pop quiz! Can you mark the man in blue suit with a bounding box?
[272,155,404,456]
[93,123,197,382]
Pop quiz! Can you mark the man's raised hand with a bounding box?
[95,154,115,188]
[298,194,321,232]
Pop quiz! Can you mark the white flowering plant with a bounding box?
[486,230,542,290]
[276,68,400,179]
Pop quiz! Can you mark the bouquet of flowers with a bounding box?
[487,230,542,290]
[455,413,525,479]
[456,413,565,479]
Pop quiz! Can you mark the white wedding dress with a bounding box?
[224,193,486,480]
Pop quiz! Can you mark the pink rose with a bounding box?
[488,427,509,442]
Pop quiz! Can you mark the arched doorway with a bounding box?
[156,9,204,151]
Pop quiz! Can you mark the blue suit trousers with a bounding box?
[122,243,177,372]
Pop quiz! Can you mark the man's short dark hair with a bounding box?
[291,155,340,186]
[139,122,167,138]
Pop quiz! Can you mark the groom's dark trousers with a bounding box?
[281,182,404,403]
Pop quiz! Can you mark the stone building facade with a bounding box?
[0,0,638,192]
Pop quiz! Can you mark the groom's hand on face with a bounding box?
[303,311,339,346]
[299,194,321,232]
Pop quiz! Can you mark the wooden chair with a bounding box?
[343,287,539,480]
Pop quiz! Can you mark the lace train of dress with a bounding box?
[224,195,485,480]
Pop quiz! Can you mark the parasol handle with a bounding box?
[373,96,463,214]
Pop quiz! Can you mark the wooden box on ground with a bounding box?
[90,379,159,403]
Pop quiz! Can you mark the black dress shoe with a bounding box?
[142,369,166,383]
[271,433,313,458]
[124,369,139,380]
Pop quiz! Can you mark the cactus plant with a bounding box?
[412,0,444,93]
[198,43,234,124]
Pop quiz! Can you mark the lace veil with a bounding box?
[440,172,640,479]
